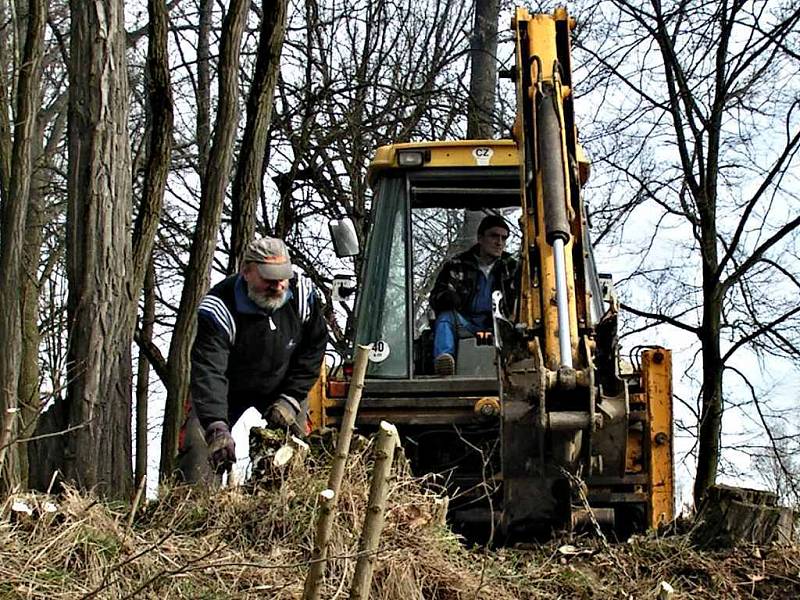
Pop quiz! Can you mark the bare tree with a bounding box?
[160,0,249,479]
[227,0,289,273]
[21,0,173,497]
[132,0,174,491]
[576,0,800,505]
[0,0,46,491]
[267,0,473,351]
[54,0,135,495]
[17,92,68,489]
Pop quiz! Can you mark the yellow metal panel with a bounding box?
[514,7,582,370]
[367,139,519,186]
[642,349,674,527]
[307,361,327,432]
[626,392,645,474]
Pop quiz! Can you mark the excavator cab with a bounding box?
[353,144,523,381]
[314,8,674,541]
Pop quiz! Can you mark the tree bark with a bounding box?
[196,0,213,177]
[454,0,499,254]
[52,0,135,497]
[0,0,46,492]
[160,0,249,479]
[22,98,67,491]
[692,484,796,547]
[17,124,48,489]
[467,0,498,140]
[133,0,173,492]
[227,0,288,274]
[135,259,156,490]
[695,255,723,506]
[0,0,12,205]
[132,0,173,290]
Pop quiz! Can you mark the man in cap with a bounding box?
[178,237,328,481]
[429,214,517,376]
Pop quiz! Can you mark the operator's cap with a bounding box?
[244,237,294,280]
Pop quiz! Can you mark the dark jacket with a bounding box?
[429,245,517,318]
[190,273,328,429]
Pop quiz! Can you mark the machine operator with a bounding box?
[429,214,518,376]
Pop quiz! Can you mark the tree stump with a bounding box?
[249,427,309,486]
[692,484,797,548]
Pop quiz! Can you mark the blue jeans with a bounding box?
[433,310,492,358]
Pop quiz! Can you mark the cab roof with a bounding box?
[367,139,520,187]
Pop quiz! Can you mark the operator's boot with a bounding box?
[434,353,455,376]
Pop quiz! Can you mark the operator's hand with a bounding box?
[205,421,236,473]
[264,394,306,438]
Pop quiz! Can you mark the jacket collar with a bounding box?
[461,244,513,272]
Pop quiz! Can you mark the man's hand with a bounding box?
[264,394,305,437]
[205,421,236,473]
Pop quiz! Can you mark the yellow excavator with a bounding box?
[313,7,673,539]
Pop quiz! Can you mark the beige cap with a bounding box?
[244,237,293,280]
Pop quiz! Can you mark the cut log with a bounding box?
[249,428,310,486]
[273,436,310,468]
[692,484,797,548]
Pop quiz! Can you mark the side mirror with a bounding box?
[328,217,360,257]
[331,273,356,303]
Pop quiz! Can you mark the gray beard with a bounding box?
[248,288,288,311]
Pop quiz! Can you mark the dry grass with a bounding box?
[2,435,800,599]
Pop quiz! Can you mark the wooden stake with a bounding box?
[350,421,398,599]
[303,344,371,600]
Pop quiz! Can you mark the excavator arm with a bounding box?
[498,8,673,537]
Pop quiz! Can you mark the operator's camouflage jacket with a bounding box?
[429,244,518,319]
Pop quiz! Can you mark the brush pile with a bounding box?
[2,434,799,599]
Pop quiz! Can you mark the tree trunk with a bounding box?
[17,133,47,490]
[692,484,796,547]
[126,1,172,490]
[454,0,499,254]
[131,0,173,488]
[23,99,67,491]
[350,421,399,599]
[196,0,213,177]
[303,345,371,600]
[56,0,134,497]
[132,0,173,288]
[135,259,156,490]
[467,0,498,140]
[228,0,289,274]
[695,284,724,506]
[160,0,249,479]
[692,190,722,506]
[0,0,12,204]
[0,0,45,492]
